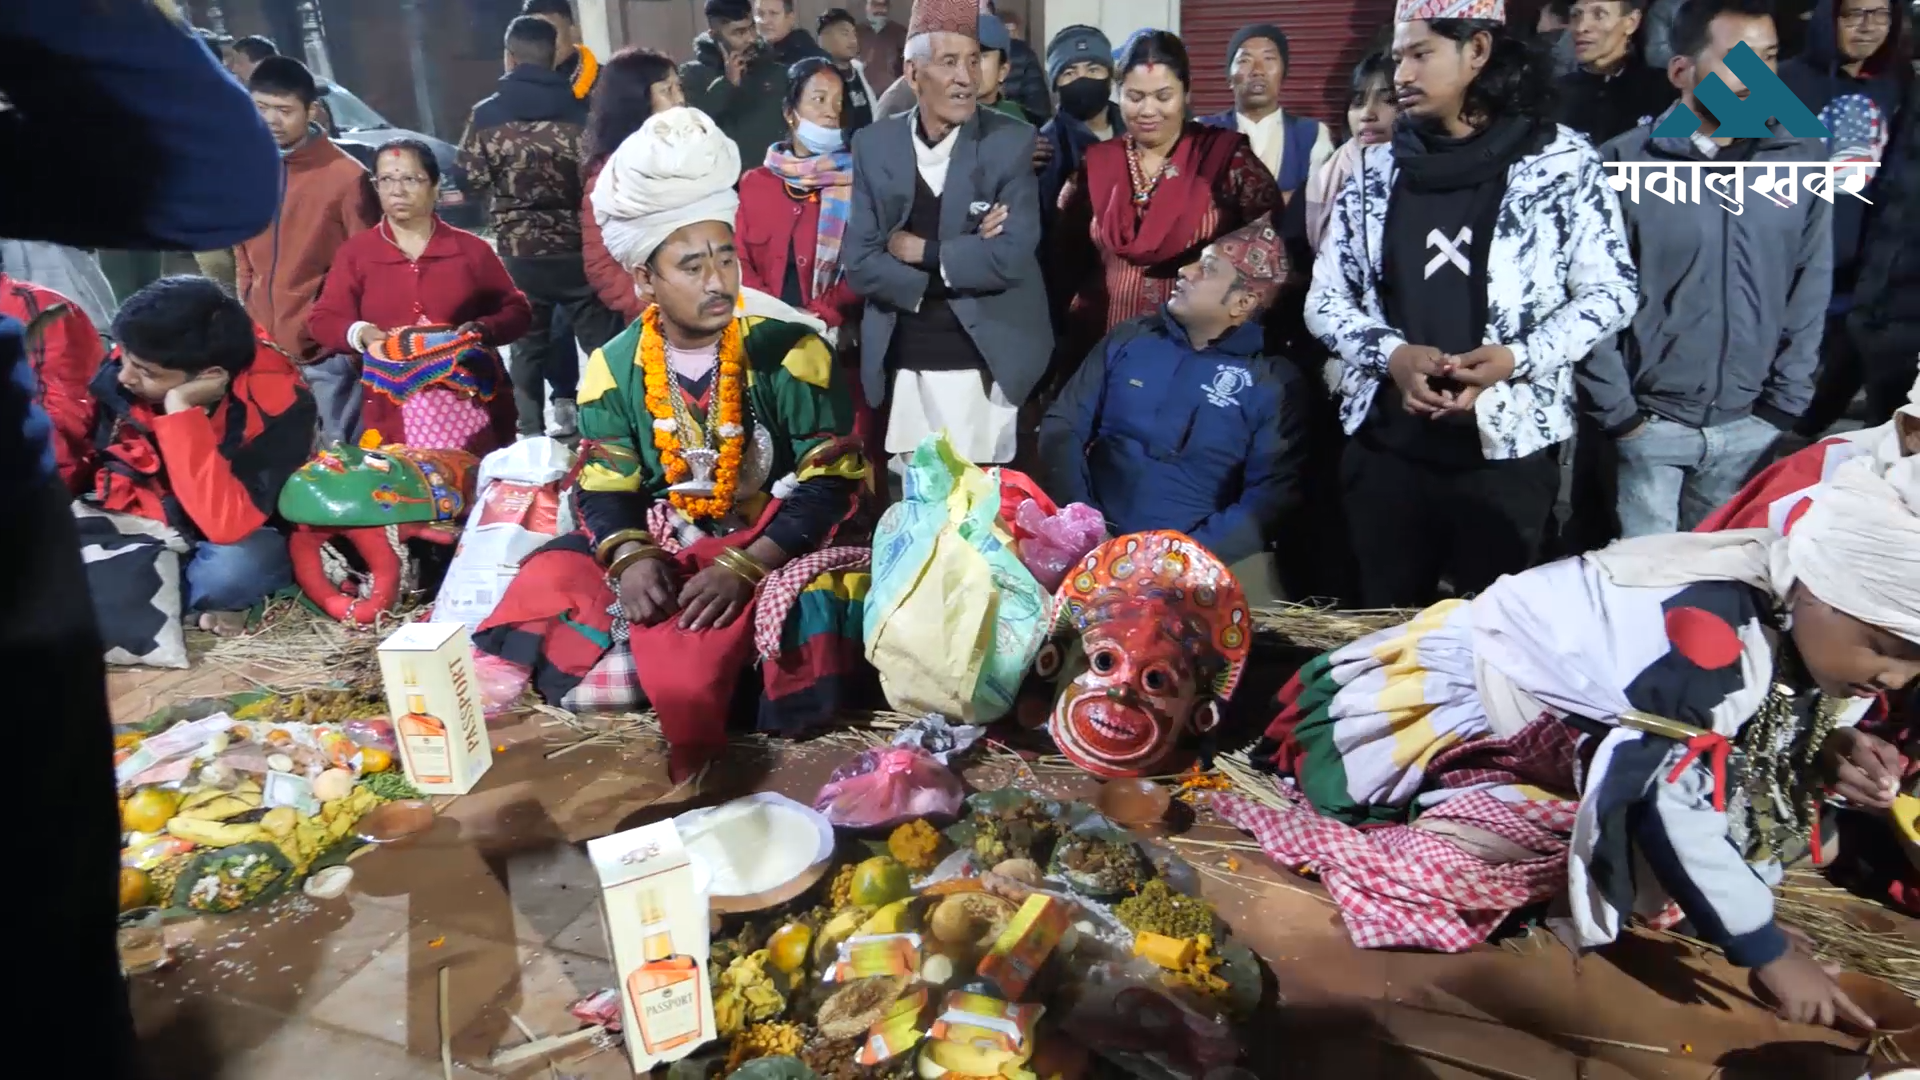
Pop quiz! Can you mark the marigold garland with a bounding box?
[639,304,745,521]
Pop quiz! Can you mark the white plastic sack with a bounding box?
[434,437,576,630]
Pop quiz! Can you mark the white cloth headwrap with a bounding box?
[1591,377,1920,645]
[591,106,741,270]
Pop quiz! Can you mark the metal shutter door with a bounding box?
[1179,0,1396,137]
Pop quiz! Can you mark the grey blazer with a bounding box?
[845,106,1053,409]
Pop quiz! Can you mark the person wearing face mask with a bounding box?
[738,58,874,450]
[738,59,866,336]
[858,0,910,87]
[1038,26,1123,235]
[1051,31,1278,378]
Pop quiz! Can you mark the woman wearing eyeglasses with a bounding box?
[309,137,532,454]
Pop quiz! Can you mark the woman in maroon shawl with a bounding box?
[1052,31,1279,369]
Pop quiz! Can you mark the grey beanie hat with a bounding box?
[1046,24,1113,84]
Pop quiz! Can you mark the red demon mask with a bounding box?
[1037,532,1249,779]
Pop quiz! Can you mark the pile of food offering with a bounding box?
[681,787,1264,1080]
[114,690,421,916]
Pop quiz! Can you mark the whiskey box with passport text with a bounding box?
[375,622,494,795]
[587,820,717,1068]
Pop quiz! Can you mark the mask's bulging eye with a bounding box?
[1091,648,1118,674]
[1142,666,1171,694]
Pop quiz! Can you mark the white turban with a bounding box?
[1786,453,1920,644]
[592,106,741,270]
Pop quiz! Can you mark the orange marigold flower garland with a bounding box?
[639,304,746,520]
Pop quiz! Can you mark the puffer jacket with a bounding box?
[1305,123,1637,460]
[455,64,591,258]
[1850,76,1920,367]
[679,33,790,177]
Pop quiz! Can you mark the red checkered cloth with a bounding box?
[1215,716,1587,952]
[564,637,639,712]
[1215,784,1578,952]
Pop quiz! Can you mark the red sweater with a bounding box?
[580,158,642,324]
[309,218,531,455]
[235,135,379,363]
[734,166,863,329]
[86,333,316,546]
[0,273,102,493]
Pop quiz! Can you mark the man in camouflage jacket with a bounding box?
[457,16,622,435]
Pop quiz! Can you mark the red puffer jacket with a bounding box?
[0,273,103,493]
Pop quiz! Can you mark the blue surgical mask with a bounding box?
[795,118,845,154]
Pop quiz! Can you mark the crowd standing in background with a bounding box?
[11,1,1920,1069]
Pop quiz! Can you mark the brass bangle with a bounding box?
[595,528,654,568]
[713,546,768,586]
[606,542,669,584]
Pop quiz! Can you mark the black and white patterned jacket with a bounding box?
[1305,124,1638,460]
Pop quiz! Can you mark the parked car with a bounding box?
[317,81,483,230]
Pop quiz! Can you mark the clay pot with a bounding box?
[1840,974,1920,1034]
[1095,779,1171,830]
[353,799,435,846]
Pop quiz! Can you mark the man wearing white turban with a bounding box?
[1215,375,1920,1032]
[475,106,874,786]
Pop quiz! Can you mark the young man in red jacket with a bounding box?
[81,277,317,635]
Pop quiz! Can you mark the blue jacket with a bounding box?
[1036,310,1307,565]
[1199,109,1320,193]
[0,0,280,500]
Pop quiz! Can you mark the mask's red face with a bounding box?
[1050,610,1211,778]
[1040,531,1251,780]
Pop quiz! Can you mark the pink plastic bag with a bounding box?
[472,650,533,718]
[1014,501,1107,592]
[813,747,966,830]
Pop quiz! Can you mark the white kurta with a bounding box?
[1236,108,1336,186]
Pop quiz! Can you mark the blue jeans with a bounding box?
[1614,413,1780,537]
[302,353,364,447]
[185,527,292,612]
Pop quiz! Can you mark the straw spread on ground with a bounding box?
[180,595,1917,994]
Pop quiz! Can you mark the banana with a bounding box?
[856,898,914,937]
[814,907,871,967]
[1894,794,1920,845]
[166,816,272,848]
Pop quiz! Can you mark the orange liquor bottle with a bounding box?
[625,889,702,1054]
[395,665,452,785]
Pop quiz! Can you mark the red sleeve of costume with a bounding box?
[1694,437,1844,533]
[307,239,365,355]
[42,306,104,493]
[580,161,642,322]
[150,408,269,544]
[468,236,534,345]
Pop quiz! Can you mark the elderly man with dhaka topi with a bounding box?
[844,0,1051,487]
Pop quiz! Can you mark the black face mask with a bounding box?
[1057,76,1111,121]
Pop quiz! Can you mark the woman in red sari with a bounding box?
[1052,31,1279,370]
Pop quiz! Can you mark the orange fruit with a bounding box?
[122,787,180,834]
[766,922,812,973]
[119,867,152,911]
[357,746,393,773]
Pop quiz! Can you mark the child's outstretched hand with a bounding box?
[1821,726,1903,809]
[1755,949,1875,1030]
